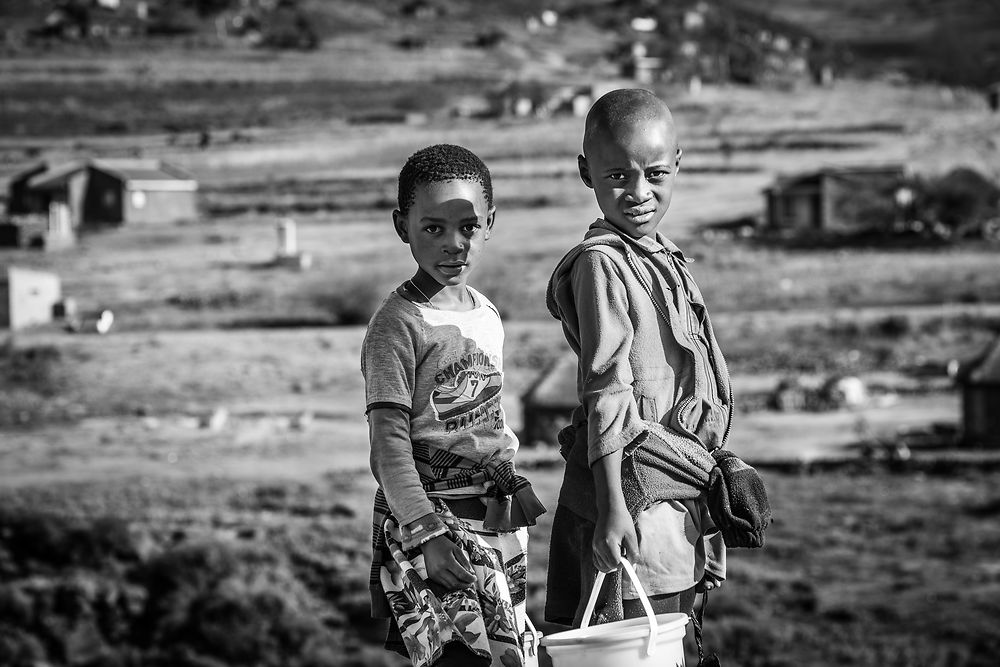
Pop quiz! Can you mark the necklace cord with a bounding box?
[408,280,434,305]
[407,280,474,310]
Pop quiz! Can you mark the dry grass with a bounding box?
[3,466,1000,667]
[4,208,997,338]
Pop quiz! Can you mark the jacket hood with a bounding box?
[545,225,630,320]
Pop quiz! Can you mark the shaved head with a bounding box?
[577,88,681,239]
[583,88,676,156]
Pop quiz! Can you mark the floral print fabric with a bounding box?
[381,504,528,667]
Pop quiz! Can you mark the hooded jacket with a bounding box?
[545,219,733,522]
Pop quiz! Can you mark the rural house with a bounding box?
[520,353,577,447]
[764,164,906,235]
[954,336,1000,448]
[31,0,151,40]
[0,266,62,331]
[5,162,49,216]
[20,158,198,229]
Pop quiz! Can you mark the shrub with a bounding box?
[136,540,341,667]
[872,315,912,338]
[0,625,46,667]
[0,509,142,575]
[258,2,319,51]
[0,342,65,397]
[314,278,386,326]
[912,167,1000,237]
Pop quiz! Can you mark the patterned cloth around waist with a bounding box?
[370,443,544,618]
[380,501,528,667]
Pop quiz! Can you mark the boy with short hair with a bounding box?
[544,89,762,626]
[362,144,545,667]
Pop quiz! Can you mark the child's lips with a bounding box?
[438,262,467,275]
[624,206,656,223]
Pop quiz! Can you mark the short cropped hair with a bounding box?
[397,144,493,216]
[583,88,674,154]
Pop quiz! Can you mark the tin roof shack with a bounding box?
[764,165,905,237]
[1,163,51,249]
[26,159,198,229]
[0,267,62,331]
[955,337,1000,448]
[5,162,49,216]
[521,354,577,447]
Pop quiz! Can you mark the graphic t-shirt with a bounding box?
[361,286,518,498]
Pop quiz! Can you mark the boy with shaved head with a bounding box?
[545,88,748,628]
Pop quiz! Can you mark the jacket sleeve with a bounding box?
[571,249,647,466]
[368,406,447,549]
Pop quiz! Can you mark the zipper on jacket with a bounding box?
[622,247,711,442]
[628,247,734,450]
[673,255,735,449]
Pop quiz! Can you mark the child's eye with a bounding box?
[423,225,441,234]
[647,170,670,181]
[607,173,627,182]
[462,224,482,234]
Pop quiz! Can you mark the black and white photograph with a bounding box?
[1,2,999,666]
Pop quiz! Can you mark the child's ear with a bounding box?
[675,147,683,170]
[485,206,496,240]
[392,210,409,243]
[578,154,594,188]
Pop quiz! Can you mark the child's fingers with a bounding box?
[447,550,476,583]
[427,565,457,589]
[593,540,621,573]
[696,573,722,593]
[430,564,469,590]
[622,530,639,561]
[451,545,474,572]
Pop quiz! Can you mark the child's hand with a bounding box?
[421,535,476,591]
[696,571,724,593]
[593,502,638,573]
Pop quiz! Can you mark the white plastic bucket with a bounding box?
[541,558,689,667]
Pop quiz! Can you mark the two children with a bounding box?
[363,90,767,667]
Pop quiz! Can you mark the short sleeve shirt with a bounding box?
[361,286,518,493]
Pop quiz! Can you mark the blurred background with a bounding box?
[1,1,999,666]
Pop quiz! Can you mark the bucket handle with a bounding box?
[580,557,659,657]
[523,613,540,655]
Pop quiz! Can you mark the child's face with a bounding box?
[392,179,495,287]
[579,117,680,239]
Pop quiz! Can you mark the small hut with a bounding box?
[4,162,49,215]
[0,266,62,331]
[23,158,198,229]
[520,353,578,447]
[954,337,1000,447]
[764,164,905,235]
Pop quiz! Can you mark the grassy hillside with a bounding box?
[3,0,996,139]
[734,0,1000,87]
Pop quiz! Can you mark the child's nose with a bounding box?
[443,233,466,254]
[625,176,651,202]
